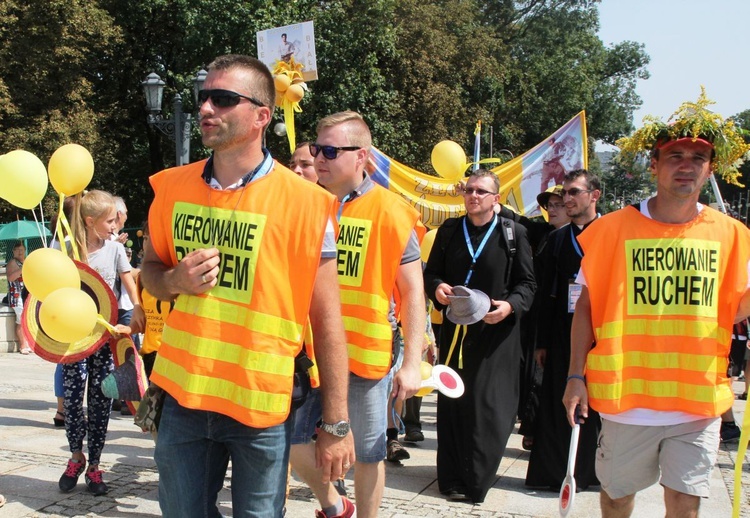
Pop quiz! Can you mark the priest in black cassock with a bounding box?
[424,169,536,504]
[525,169,602,491]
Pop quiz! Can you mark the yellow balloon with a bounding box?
[23,248,80,301]
[39,287,98,343]
[274,74,291,93]
[48,143,94,196]
[0,150,49,209]
[431,140,467,183]
[285,84,305,103]
[420,229,438,262]
[420,361,433,380]
[415,361,435,397]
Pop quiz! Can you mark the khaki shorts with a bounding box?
[596,417,720,499]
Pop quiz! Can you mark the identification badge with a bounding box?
[568,282,582,313]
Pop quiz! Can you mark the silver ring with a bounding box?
[201,274,207,284]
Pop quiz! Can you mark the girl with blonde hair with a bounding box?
[58,190,143,496]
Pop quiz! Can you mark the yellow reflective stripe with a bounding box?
[342,315,393,340]
[589,379,719,403]
[340,289,390,314]
[156,356,290,414]
[596,319,731,343]
[162,327,294,376]
[348,342,391,368]
[175,295,303,342]
[588,351,723,373]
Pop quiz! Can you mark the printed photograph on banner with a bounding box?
[493,113,586,216]
[256,21,318,81]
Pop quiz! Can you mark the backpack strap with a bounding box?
[500,216,516,286]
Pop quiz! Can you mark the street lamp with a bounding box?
[141,70,207,166]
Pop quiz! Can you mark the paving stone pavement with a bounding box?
[0,353,747,517]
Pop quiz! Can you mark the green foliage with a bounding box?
[598,154,654,214]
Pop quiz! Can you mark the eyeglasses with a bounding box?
[463,188,498,197]
[309,144,361,160]
[546,202,566,210]
[197,89,265,108]
[560,187,593,197]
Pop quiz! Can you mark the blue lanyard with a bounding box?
[336,193,354,223]
[462,215,498,285]
[570,214,600,258]
[570,225,583,258]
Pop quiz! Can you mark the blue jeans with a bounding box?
[154,394,291,518]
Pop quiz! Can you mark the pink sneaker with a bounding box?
[314,496,356,518]
[85,468,109,496]
[59,456,86,492]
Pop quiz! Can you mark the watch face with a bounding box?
[334,422,350,436]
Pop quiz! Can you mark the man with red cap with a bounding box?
[563,90,750,517]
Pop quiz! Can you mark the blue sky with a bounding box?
[598,0,750,130]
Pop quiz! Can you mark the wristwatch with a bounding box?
[318,419,351,438]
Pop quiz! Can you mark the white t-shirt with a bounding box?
[576,198,749,426]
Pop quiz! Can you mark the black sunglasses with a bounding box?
[463,188,497,197]
[197,89,265,108]
[560,187,593,197]
[309,143,361,160]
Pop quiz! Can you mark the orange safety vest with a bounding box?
[336,184,420,379]
[148,160,335,427]
[578,206,750,417]
[137,275,172,355]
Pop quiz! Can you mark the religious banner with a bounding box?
[370,111,588,228]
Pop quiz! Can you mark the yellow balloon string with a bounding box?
[55,193,80,261]
[732,397,749,517]
[283,100,298,155]
[445,324,467,369]
[96,314,118,335]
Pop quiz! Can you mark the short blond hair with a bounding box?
[316,111,372,149]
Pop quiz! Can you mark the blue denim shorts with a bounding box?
[349,369,393,463]
[291,387,322,445]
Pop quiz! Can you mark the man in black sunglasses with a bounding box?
[141,54,353,518]
[290,111,426,518]
[525,169,601,492]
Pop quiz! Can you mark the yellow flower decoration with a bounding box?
[616,87,750,186]
[273,57,307,154]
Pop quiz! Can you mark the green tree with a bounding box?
[0,0,124,221]
[599,154,653,214]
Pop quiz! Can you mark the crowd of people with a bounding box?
[3,53,750,518]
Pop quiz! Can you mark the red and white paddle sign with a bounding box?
[559,408,581,516]
[420,365,464,398]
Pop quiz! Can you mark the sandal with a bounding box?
[19,347,32,355]
[54,411,66,427]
